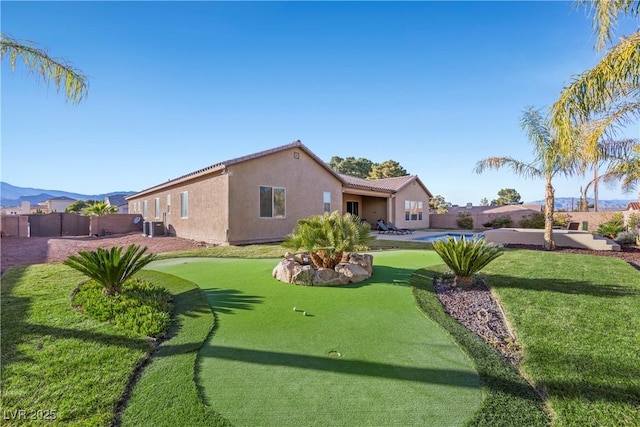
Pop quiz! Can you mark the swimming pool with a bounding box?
[413,232,484,243]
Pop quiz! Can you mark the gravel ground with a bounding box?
[0,232,202,274]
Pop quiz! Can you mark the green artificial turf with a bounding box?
[149,251,482,426]
[481,250,640,426]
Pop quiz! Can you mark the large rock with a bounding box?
[292,265,314,286]
[272,259,299,283]
[313,268,345,286]
[345,253,373,275]
[335,263,370,283]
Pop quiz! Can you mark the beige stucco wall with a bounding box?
[227,147,343,244]
[393,182,430,229]
[128,173,230,243]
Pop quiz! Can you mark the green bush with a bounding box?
[456,211,474,229]
[628,212,640,230]
[64,245,157,295]
[519,212,545,228]
[431,236,504,287]
[483,216,513,228]
[552,212,571,228]
[72,278,172,338]
[595,213,625,239]
[615,230,639,245]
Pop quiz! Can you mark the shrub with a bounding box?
[483,216,513,228]
[595,213,625,239]
[64,245,157,295]
[552,212,571,228]
[628,212,640,231]
[615,230,639,245]
[72,278,172,338]
[456,211,474,229]
[431,236,504,287]
[282,211,374,269]
[519,212,545,229]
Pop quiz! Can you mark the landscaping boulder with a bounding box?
[272,252,373,286]
[335,263,370,283]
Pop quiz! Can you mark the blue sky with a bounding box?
[2,1,638,204]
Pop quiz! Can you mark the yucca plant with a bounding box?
[63,245,157,295]
[432,236,503,287]
[282,211,374,269]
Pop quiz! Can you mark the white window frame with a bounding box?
[180,191,188,218]
[405,200,423,221]
[259,186,286,218]
[323,192,331,213]
[166,195,171,214]
[142,200,148,218]
[154,198,160,219]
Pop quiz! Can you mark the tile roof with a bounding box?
[628,202,640,210]
[339,174,417,192]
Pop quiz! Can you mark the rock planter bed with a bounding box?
[272,252,373,286]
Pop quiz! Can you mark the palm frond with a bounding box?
[474,157,544,180]
[1,34,88,104]
[577,0,640,50]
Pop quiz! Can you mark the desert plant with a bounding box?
[432,236,504,287]
[595,213,625,239]
[64,245,157,295]
[552,212,572,228]
[519,212,546,229]
[80,201,118,216]
[615,230,639,245]
[456,211,474,229]
[282,211,374,269]
[483,216,513,228]
[628,212,640,231]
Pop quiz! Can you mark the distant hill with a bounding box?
[527,197,634,211]
[0,182,136,208]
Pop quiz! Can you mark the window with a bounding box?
[166,195,171,214]
[154,198,160,218]
[180,192,188,218]
[142,200,148,218]
[405,200,423,221]
[260,186,286,218]
[323,192,331,213]
[346,201,359,217]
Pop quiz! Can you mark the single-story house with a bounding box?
[126,140,432,245]
[105,194,129,214]
[39,196,76,213]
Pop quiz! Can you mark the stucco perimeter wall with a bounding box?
[484,228,620,250]
[228,147,343,244]
[1,215,29,237]
[89,214,144,236]
[430,209,635,232]
[128,174,230,244]
[393,182,430,229]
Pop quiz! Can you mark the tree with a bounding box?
[551,1,640,155]
[429,194,451,214]
[491,188,523,206]
[480,197,489,206]
[282,211,374,270]
[603,144,640,193]
[1,34,88,104]
[328,156,374,179]
[367,160,408,179]
[66,200,98,213]
[81,201,117,216]
[475,107,578,250]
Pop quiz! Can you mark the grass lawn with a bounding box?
[477,249,639,426]
[148,251,483,426]
[1,265,152,426]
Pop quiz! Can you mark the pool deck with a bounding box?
[373,229,451,242]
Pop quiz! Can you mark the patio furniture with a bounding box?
[376,220,390,234]
[386,221,412,234]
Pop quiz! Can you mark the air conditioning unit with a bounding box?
[142,221,150,236]
[148,221,165,237]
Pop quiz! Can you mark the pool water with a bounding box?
[413,232,484,243]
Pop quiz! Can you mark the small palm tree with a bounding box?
[81,201,118,216]
[432,236,504,287]
[63,245,157,295]
[282,211,374,269]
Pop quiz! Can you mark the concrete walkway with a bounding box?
[372,229,454,242]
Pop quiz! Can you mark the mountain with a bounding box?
[0,182,136,207]
[527,197,634,211]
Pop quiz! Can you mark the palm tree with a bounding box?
[1,34,88,104]
[81,202,118,216]
[551,1,640,153]
[603,144,640,193]
[282,211,374,269]
[475,107,578,250]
